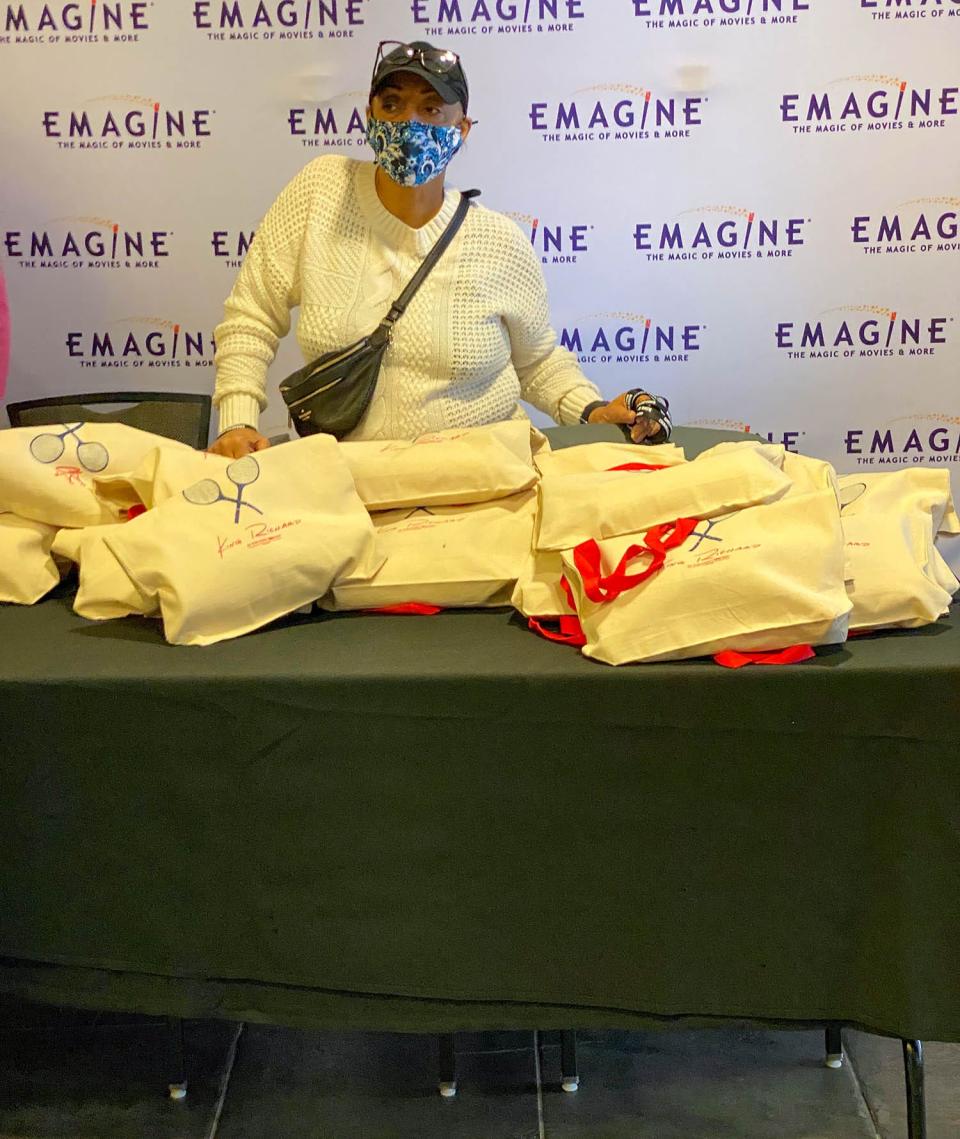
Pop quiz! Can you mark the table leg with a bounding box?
[166,1017,187,1100]
[561,1030,579,1092]
[902,1039,926,1139]
[824,1024,844,1069]
[438,1033,457,1098]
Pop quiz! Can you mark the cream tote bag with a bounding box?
[838,469,960,630]
[511,546,569,619]
[0,423,192,527]
[52,524,157,621]
[695,440,840,499]
[103,434,380,646]
[339,421,538,510]
[561,491,850,665]
[0,512,62,604]
[322,490,538,611]
[95,447,232,512]
[534,440,685,478]
[536,446,793,553]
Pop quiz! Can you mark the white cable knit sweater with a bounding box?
[213,156,601,440]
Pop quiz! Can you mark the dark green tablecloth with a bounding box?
[1,590,959,1040]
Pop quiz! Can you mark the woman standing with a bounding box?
[210,40,669,458]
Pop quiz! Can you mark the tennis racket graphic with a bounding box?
[182,455,264,524]
[29,423,109,473]
[838,483,867,514]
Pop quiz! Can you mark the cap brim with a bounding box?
[372,64,461,107]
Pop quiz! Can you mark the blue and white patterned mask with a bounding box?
[366,116,463,187]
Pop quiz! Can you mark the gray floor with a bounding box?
[1,999,958,1138]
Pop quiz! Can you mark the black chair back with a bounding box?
[6,391,211,449]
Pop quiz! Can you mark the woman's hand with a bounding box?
[207,427,271,458]
[587,392,665,443]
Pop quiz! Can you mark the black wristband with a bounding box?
[580,400,608,425]
[217,424,258,438]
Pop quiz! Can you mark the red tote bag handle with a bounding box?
[527,615,587,646]
[714,645,815,669]
[572,517,698,604]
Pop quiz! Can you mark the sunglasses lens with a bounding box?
[423,49,458,73]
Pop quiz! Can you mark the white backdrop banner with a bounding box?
[2,1,958,503]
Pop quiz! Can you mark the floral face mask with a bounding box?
[366,116,464,187]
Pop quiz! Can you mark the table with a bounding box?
[1,586,959,1047]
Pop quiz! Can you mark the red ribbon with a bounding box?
[713,645,815,669]
[527,615,586,646]
[364,603,443,616]
[572,518,698,603]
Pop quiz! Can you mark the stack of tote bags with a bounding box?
[0,421,956,658]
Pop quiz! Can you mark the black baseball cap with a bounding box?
[370,40,469,113]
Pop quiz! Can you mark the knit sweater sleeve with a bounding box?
[212,162,317,433]
[496,219,603,427]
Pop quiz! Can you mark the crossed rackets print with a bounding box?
[182,455,264,525]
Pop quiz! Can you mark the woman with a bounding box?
[210,40,669,459]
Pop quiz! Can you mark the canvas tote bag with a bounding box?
[536,446,793,553]
[339,421,537,511]
[52,523,157,621]
[0,512,62,604]
[534,439,685,478]
[697,440,841,501]
[321,489,538,611]
[103,434,381,646]
[561,491,851,665]
[513,445,687,618]
[838,469,960,630]
[95,446,233,512]
[0,423,193,528]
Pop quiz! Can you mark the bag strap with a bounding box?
[714,645,815,669]
[572,518,697,604]
[379,189,480,331]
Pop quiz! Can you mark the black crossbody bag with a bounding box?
[280,189,480,439]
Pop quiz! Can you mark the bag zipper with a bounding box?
[281,326,391,408]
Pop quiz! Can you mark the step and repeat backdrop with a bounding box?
[1,2,958,496]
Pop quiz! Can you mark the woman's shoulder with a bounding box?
[461,197,531,249]
[288,153,364,194]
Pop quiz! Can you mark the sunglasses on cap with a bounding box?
[372,40,461,79]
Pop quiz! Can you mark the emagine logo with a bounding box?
[782,75,958,133]
[861,1,960,23]
[845,415,960,467]
[211,228,256,268]
[4,217,171,271]
[505,212,592,266]
[689,418,804,450]
[775,306,954,360]
[632,0,810,29]
[2,2,149,44]
[530,84,706,143]
[192,0,369,41]
[851,197,960,256]
[65,318,215,370]
[559,312,705,365]
[287,95,366,148]
[42,97,214,150]
[634,206,809,262]
[411,0,586,36]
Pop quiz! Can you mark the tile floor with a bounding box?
[1,998,958,1138]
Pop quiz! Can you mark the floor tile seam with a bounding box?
[844,1035,884,1139]
[207,1021,244,1139]
[533,1029,547,1139]
[456,1046,537,1056]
